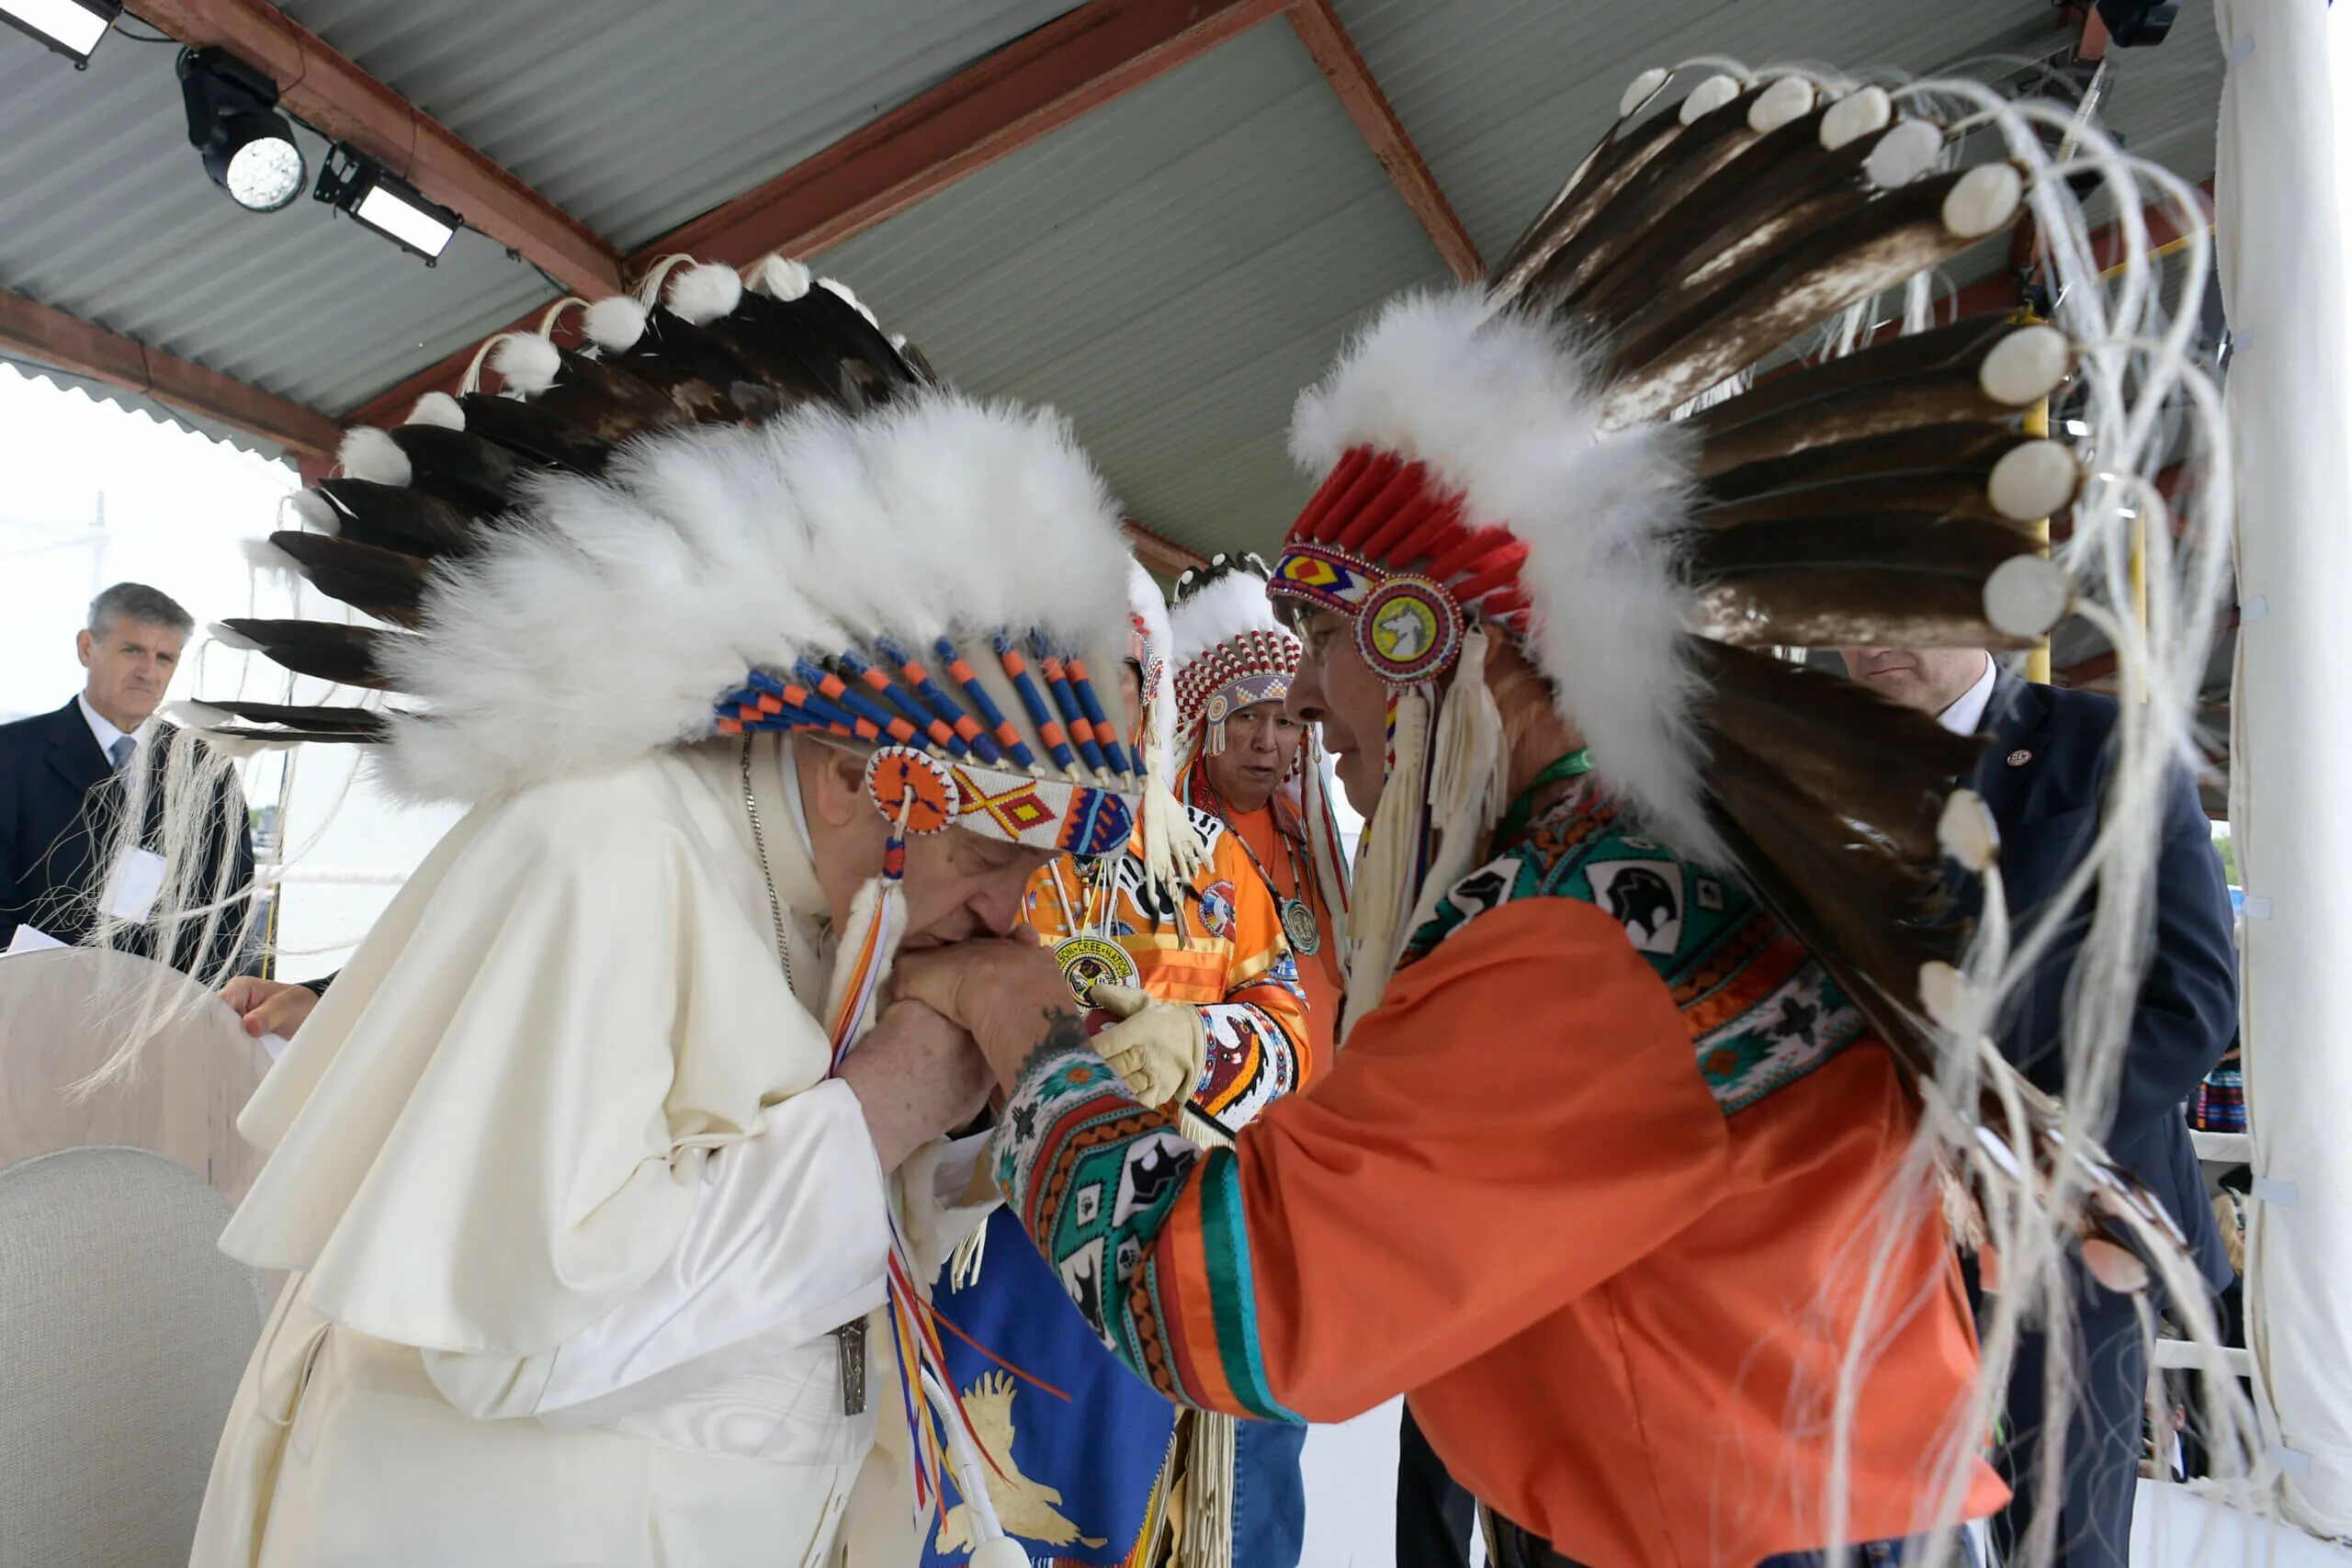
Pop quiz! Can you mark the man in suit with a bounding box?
[1841,645,2239,1568]
[0,582,254,976]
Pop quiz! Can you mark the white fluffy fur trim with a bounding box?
[239,536,302,579]
[406,391,466,430]
[286,489,339,535]
[749,254,813,300]
[1290,290,1715,857]
[378,391,1135,805]
[667,262,743,326]
[490,333,561,396]
[1169,566,1293,673]
[582,295,650,352]
[338,426,410,486]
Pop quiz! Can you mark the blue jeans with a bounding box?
[1230,1417,1308,1568]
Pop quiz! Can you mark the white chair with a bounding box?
[0,1145,266,1567]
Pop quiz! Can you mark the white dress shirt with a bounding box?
[77,693,154,763]
[1936,653,1998,737]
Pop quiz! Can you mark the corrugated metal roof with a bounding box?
[818,18,1453,560]
[268,0,1081,249]
[1,0,2226,556]
[0,1,1076,414]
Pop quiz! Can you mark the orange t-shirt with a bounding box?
[992,805,2005,1568]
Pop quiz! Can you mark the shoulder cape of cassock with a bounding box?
[221,735,837,1356]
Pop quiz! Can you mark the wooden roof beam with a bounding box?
[645,0,1294,269]
[1284,0,1481,283]
[130,0,623,297]
[0,287,339,457]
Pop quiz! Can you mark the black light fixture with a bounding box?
[313,142,461,264]
[1,0,120,66]
[178,46,305,211]
[2095,0,2182,48]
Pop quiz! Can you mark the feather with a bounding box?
[309,479,483,557]
[1702,421,2051,512]
[213,618,410,691]
[593,306,766,425]
[1489,79,1697,305]
[385,424,526,514]
[1692,472,2030,531]
[265,530,432,627]
[451,391,611,474]
[525,345,695,445]
[1684,318,2061,447]
[1604,163,2028,424]
[1564,97,1860,326]
[1689,352,2063,479]
[196,699,390,739]
[1522,79,1784,311]
[1688,514,2060,649]
[1692,642,1984,864]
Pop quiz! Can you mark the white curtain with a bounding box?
[2216,0,2352,1538]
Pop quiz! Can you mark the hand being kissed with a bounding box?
[888,922,1087,1090]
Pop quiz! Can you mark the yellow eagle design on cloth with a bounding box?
[933,1371,1110,1555]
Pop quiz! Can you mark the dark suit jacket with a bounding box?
[1970,666,2237,1291]
[0,697,256,977]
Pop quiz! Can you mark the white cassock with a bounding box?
[190,733,991,1567]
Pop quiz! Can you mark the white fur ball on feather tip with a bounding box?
[406,391,466,431]
[1861,118,1943,190]
[969,1539,1032,1568]
[1820,85,1892,151]
[1679,73,1742,125]
[1987,439,2079,523]
[286,489,339,535]
[1748,76,1815,134]
[583,295,650,352]
[1979,324,2071,405]
[749,254,813,300]
[238,536,302,578]
[338,425,412,487]
[489,333,562,396]
[1984,554,2070,639]
[1620,67,1668,118]
[1916,959,1971,1032]
[1937,789,1999,874]
[1942,162,2023,240]
[667,262,743,326]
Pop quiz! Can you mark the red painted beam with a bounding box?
[1123,518,1208,577]
[2056,605,2239,688]
[350,0,1291,428]
[131,0,623,297]
[1284,0,1481,283]
[646,0,1292,269]
[0,287,340,458]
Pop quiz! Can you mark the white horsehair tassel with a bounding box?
[1339,685,1431,1038]
[1406,625,1510,941]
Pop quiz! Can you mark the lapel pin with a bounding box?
[2007,749,2033,767]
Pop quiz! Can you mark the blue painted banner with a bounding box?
[920,1208,1175,1568]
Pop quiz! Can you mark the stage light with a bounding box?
[178,47,305,211]
[1,0,119,65]
[314,144,460,263]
